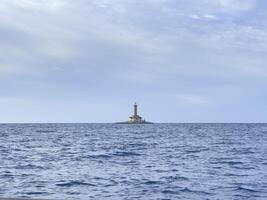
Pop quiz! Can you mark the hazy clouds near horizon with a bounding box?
[0,0,267,122]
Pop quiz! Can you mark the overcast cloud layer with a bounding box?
[0,0,267,122]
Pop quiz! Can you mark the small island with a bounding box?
[117,103,153,124]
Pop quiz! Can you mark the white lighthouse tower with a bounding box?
[128,103,143,123]
[116,103,152,124]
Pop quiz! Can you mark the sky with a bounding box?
[0,0,267,123]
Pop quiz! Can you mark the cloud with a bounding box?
[0,0,265,80]
[173,93,211,105]
[215,0,256,10]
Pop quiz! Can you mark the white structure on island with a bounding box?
[128,103,145,123]
[116,103,153,124]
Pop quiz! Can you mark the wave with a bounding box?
[231,166,255,170]
[162,175,189,182]
[162,189,180,195]
[211,161,243,165]
[224,173,249,177]
[36,129,57,133]
[24,191,50,195]
[56,181,96,187]
[185,148,210,154]
[14,164,45,170]
[180,188,213,195]
[235,186,260,193]
[87,154,112,159]
[143,180,164,185]
[113,151,141,157]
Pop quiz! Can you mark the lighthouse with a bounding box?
[134,102,138,116]
[116,103,153,124]
[128,103,144,123]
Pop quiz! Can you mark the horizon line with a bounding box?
[0,122,267,124]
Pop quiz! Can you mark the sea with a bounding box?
[0,123,267,200]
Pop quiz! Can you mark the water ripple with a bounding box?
[56,181,96,187]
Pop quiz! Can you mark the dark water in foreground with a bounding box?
[0,123,267,200]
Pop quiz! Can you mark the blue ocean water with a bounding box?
[0,123,267,200]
